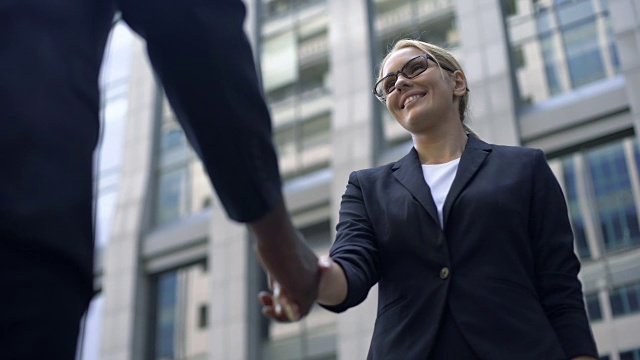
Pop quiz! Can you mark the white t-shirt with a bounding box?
[421,158,460,228]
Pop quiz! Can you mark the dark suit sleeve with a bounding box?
[117,0,282,222]
[321,171,380,313]
[529,149,598,358]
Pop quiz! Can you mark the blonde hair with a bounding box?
[378,39,477,137]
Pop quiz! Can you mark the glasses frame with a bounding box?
[373,54,456,103]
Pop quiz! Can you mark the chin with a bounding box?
[402,113,437,133]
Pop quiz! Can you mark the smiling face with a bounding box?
[381,47,463,135]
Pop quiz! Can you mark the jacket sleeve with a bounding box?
[529,149,598,358]
[321,171,380,313]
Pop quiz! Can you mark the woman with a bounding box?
[260,39,598,360]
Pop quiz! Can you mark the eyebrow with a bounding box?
[381,54,424,78]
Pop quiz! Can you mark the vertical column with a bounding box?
[608,0,640,139]
[329,0,378,358]
[454,0,520,145]
[100,36,157,360]
[208,205,251,360]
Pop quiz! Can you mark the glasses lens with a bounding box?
[404,56,428,78]
[375,75,396,100]
[374,55,430,100]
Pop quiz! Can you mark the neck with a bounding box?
[412,122,468,164]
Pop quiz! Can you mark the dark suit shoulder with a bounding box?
[487,143,544,163]
[349,162,396,182]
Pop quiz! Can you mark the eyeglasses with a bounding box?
[373,54,456,102]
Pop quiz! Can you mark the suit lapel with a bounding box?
[442,136,492,228]
[392,148,441,227]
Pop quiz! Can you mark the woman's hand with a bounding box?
[259,256,337,322]
[258,271,305,322]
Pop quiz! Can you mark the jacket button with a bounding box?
[440,267,450,279]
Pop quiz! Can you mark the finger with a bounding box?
[271,289,300,321]
[261,305,292,322]
[258,291,274,307]
[272,283,282,316]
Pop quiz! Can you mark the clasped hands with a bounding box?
[259,255,345,322]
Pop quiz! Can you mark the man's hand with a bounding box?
[248,198,321,321]
[259,257,333,322]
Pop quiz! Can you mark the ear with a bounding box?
[452,70,467,97]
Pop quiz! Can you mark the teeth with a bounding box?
[404,95,422,108]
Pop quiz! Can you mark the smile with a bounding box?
[403,94,424,108]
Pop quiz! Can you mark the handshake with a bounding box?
[258,245,347,322]
[257,255,329,322]
[248,199,346,322]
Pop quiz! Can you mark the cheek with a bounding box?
[386,100,398,115]
[387,105,402,121]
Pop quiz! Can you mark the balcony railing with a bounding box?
[271,87,331,128]
[375,0,454,34]
[299,36,329,66]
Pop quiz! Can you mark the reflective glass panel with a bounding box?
[587,143,640,252]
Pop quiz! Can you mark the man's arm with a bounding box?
[118,0,320,319]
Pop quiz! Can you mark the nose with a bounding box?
[394,73,413,91]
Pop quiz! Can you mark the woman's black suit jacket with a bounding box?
[323,136,598,359]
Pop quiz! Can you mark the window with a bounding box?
[156,167,188,226]
[198,304,208,329]
[609,281,640,317]
[154,271,178,359]
[555,138,640,259]
[507,0,620,104]
[259,4,332,180]
[161,128,186,151]
[153,97,213,227]
[585,293,602,321]
[620,348,640,360]
[513,46,526,69]
[562,158,590,259]
[151,262,210,360]
[505,0,518,16]
[587,143,640,252]
[564,21,606,87]
[261,30,298,93]
[262,0,326,19]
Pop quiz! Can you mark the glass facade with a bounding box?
[585,292,603,321]
[506,0,620,104]
[552,137,640,356]
[259,0,332,180]
[610,281,640,318]
[153,98,213,227]
[587,143,640,252]
[620,347,640,360]
[371,0,460,146]
[151,262,210,360]
[552,138,640,260]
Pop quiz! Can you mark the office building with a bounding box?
[86,0,640,359]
